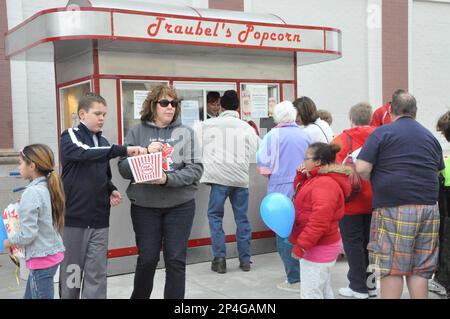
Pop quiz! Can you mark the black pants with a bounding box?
[339,214,373,293]
[435,183,450,290]
[130,199,195,299]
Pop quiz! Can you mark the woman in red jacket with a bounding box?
[289,142,351,299]
[332,102,377,299]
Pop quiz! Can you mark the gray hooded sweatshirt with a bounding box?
[118,118,203,208]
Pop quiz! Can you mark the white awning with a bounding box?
[5,0,342,65]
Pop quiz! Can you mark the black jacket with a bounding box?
[60,122,127,228]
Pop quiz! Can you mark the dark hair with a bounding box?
[308,142,341,165]
[20,144,65,233]
[140,84,180,123]
[391,92,417,118]
[77,92,107,115]
[220,90,239,111]
[437,111,450,142]
[292,96,319,125]
[207,91,220,104]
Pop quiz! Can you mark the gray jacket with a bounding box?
[118,118,203,208]
[10,177,65,261]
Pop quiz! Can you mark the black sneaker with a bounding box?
[239,261,251,272]
[211,257,227,274]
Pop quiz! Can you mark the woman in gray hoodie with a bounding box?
[118,84,203,299]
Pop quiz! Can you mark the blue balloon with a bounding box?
[0,220,7,251]
[260,192,295,238]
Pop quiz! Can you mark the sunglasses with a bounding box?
[158,99,178,108]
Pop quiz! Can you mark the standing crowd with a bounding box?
[3,85,450,300]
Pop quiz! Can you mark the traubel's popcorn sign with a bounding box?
[128,152,163,183]
[2,203,25,258]
[113,13,327,51]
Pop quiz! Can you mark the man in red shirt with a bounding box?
[370,89,406,127]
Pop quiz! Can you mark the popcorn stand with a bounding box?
[4,0,342,275]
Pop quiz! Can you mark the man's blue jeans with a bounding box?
[207,184,251,263]
[24,264,59,299]
[276,235,300,284]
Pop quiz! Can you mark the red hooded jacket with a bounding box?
[289,165,352,258]
[370,102,392,127]
[332,126,376,215]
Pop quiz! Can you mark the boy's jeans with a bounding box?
[24,264,59,299]
[207,184,251,262]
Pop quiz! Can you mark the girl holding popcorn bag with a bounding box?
[3,144,65,299]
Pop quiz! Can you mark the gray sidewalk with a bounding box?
[0,252,444,299]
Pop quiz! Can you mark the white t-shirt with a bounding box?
[301,118,333,144]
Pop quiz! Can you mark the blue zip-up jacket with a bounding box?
[60,122,127,228]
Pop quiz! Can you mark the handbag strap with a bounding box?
[312,123,330,143]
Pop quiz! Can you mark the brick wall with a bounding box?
[208,0,243,11]
[382,0,409,103]
[0,0,13,149]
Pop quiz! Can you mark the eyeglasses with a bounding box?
[304,157,316,161]
[158,99,178,108]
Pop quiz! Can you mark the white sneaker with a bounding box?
[277,280,300,293]
[338,287,369,299]
[429,279,447,296]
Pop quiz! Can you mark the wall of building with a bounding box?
[249,0,383,136]
[0,0,13,150]
[6,0,68,156]
[410,0,450,147]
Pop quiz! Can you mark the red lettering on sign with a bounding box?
[174,25,183,34]
[195,21,203,36]
[213,23,219,37]
[238,25,254,43]
[147,17,165,37]
[185,26,194,35]
[146,18,303,47]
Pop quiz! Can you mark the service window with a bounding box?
[121,80,168,138]
[59,81,91,131]
[240,83,279,137]
[174,82,236,127]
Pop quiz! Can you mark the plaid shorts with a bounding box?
[368,204,440,279]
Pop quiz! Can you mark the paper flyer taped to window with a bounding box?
[133,90,150,119]
[128,152,163,183]
[2,203,25,259]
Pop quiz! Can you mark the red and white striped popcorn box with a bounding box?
[127,152,163,183]
[3,203,25,259]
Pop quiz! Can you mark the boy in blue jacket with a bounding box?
[59,93,146,299]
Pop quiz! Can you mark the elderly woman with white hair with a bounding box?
[256,101,311,293]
